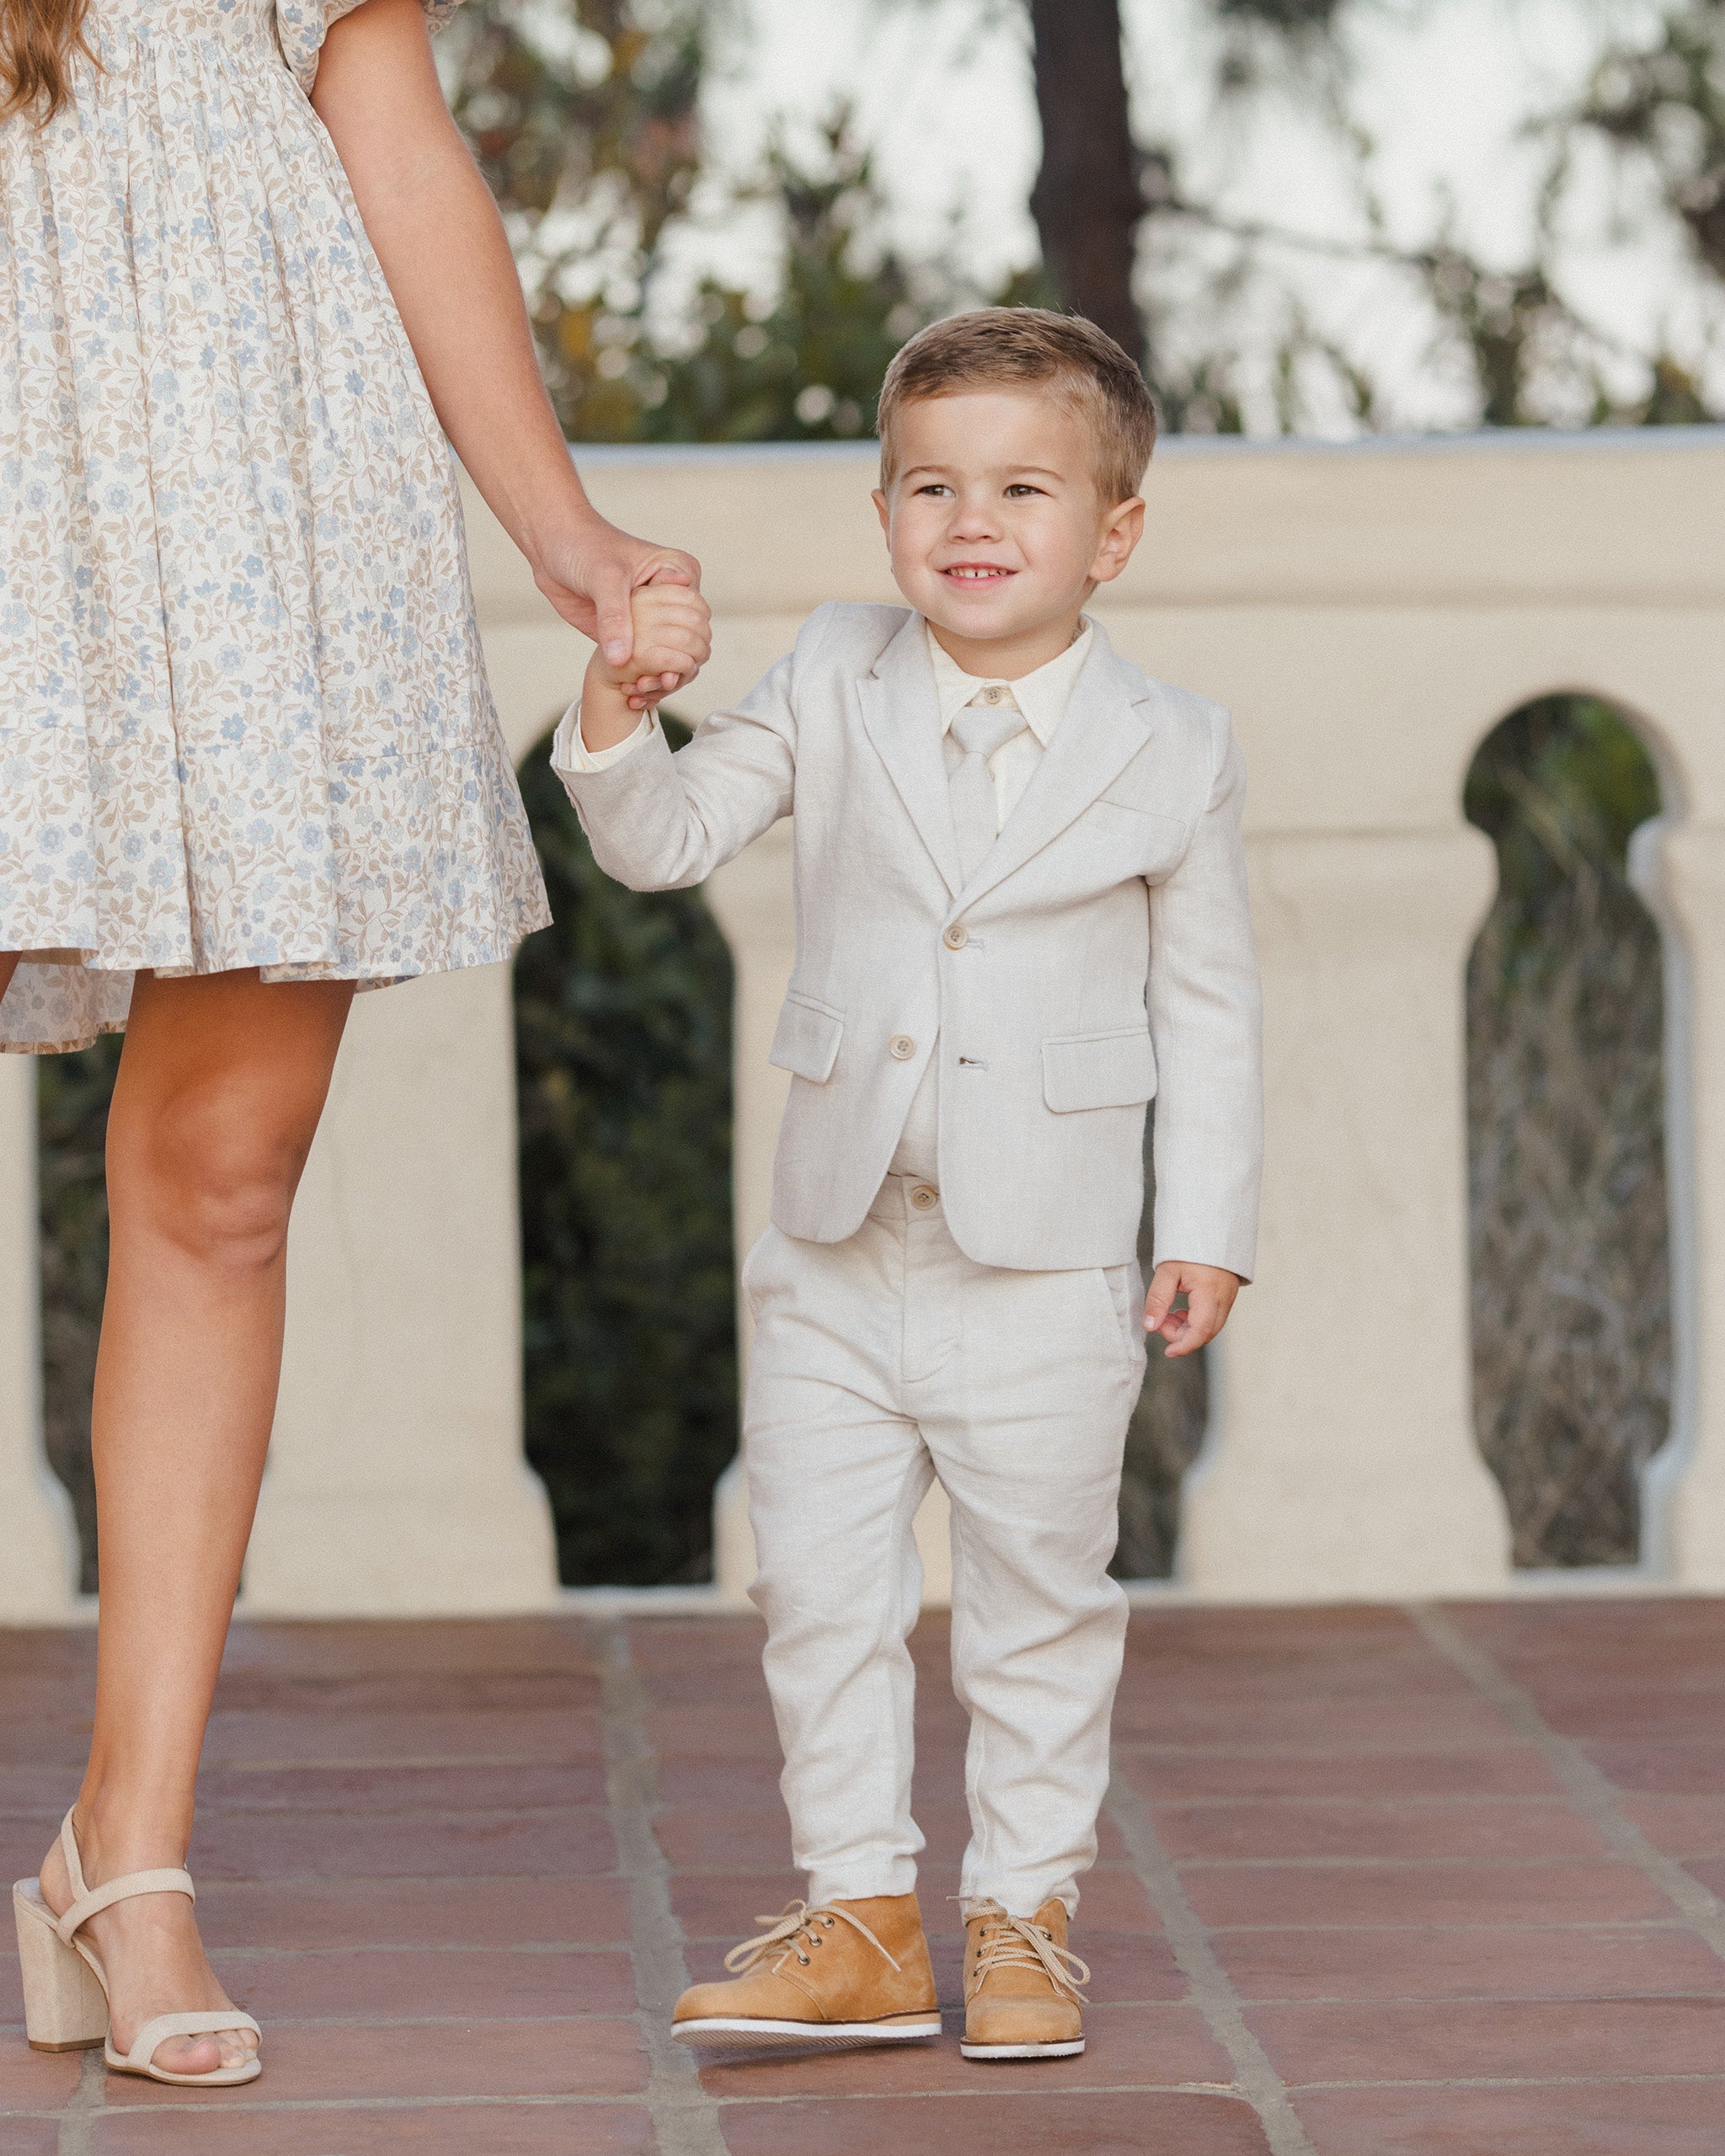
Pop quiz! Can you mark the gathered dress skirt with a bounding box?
[0,0,550,1053]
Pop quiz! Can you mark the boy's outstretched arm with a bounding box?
[554,600,836,894]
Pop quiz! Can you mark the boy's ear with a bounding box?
[872,487,890,539]
[1089,496,1146,587]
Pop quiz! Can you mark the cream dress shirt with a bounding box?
[556,616,1098,1184]
[895,622,1094,1177]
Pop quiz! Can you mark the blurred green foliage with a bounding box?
[514,719,740,1585]
[1464,696,1664,975]
[35,1036,119,1593]
[634,127,932,444]
[1465,698,1671,1566]
[557,108,957,446]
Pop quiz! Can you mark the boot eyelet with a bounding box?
[797,1953,810,1965]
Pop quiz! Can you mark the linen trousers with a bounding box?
[742,1172,1145,1919]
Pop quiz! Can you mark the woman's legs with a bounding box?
[35,967,355,2076]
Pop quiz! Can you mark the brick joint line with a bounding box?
[1408,1604,1725,1965]
[54,2044,104,2156]
[595,1619,730,2156]
[1103,1772,1319,2156]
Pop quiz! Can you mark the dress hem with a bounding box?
[0,915,552,1055]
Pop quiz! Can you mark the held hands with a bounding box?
[580,580,714,752]
[1144,1261,1242,1359]
[534,514,712,702]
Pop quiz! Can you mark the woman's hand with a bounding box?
[531,519,708,694]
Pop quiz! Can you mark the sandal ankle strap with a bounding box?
[53,1808,194,1949]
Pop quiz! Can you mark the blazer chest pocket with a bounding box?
[769,990,845,1084]
[1043,1026,1156,1113]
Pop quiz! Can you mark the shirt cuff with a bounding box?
[550,702,656,773]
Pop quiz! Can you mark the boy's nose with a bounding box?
[948,500,1002,541]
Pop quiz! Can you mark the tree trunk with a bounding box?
[1027,0,1146,371]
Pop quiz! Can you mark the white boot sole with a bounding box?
[960,2037,1087,2060]
[674,2015,943,2050]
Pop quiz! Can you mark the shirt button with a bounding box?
[889,1034,916,1060]
[943,924,967,950]
[911,1185,939,1210]
[980,685,1005,705]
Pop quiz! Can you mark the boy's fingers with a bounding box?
[635,599,708,631]
[1172,1280,1236,1357]
[1142,1266,1180,1333]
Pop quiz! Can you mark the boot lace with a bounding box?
[724,1899,903,1977]
[967,1903,1090,2004]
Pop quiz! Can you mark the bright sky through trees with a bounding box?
[688,0,1719,432]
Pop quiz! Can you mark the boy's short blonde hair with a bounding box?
[877,308,1157,506]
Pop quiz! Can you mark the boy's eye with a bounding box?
[1005,483,1045,498]
[914,483,953,497]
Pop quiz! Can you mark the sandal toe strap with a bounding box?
[125,2009,261,2070]
[56,1867,195,1948]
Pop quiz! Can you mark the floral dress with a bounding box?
[0,0,549,1053]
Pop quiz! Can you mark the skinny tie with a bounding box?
[948,700,1028,882]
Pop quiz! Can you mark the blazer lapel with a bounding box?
[855,613,964,899]
[958,625,1157,911]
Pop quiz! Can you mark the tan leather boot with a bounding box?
[961,1897,1090,2060]
[673,1893,942,2051]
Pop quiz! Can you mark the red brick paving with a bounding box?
[719,2091,1273,2154]
[0,1598,1722,2153]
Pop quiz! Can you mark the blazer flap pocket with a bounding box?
[1042,1027,1156,1113]
[768,991,845,1085]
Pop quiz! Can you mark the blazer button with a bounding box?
[911,1185,939,1210]
[943,924,967,950]
[889,1034,916,1060]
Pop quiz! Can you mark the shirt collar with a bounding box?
[922,619,1095,748]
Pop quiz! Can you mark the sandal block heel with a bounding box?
[12,1882,109,2052]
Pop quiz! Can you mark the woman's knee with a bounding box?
[118,1088,315,1271]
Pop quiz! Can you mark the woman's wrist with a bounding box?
[512,471,610,584]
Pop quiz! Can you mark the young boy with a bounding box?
[553,309,1262,2061]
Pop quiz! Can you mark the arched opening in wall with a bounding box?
[36,1038,120,1593]
[1465,695,1672,1568]
[1114,1134,1206,1581]
[514,714,739,1587]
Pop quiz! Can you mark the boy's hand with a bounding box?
[580,583,713,752]
[1144,1261,1241,1358]
[606,584,712,709]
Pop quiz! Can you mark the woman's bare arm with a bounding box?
[310,0,704,676]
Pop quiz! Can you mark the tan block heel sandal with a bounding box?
[12,1810,261,2087]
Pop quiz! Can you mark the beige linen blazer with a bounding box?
[554,603,1262,1276]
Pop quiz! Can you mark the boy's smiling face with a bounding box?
[873,387,1146,678]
